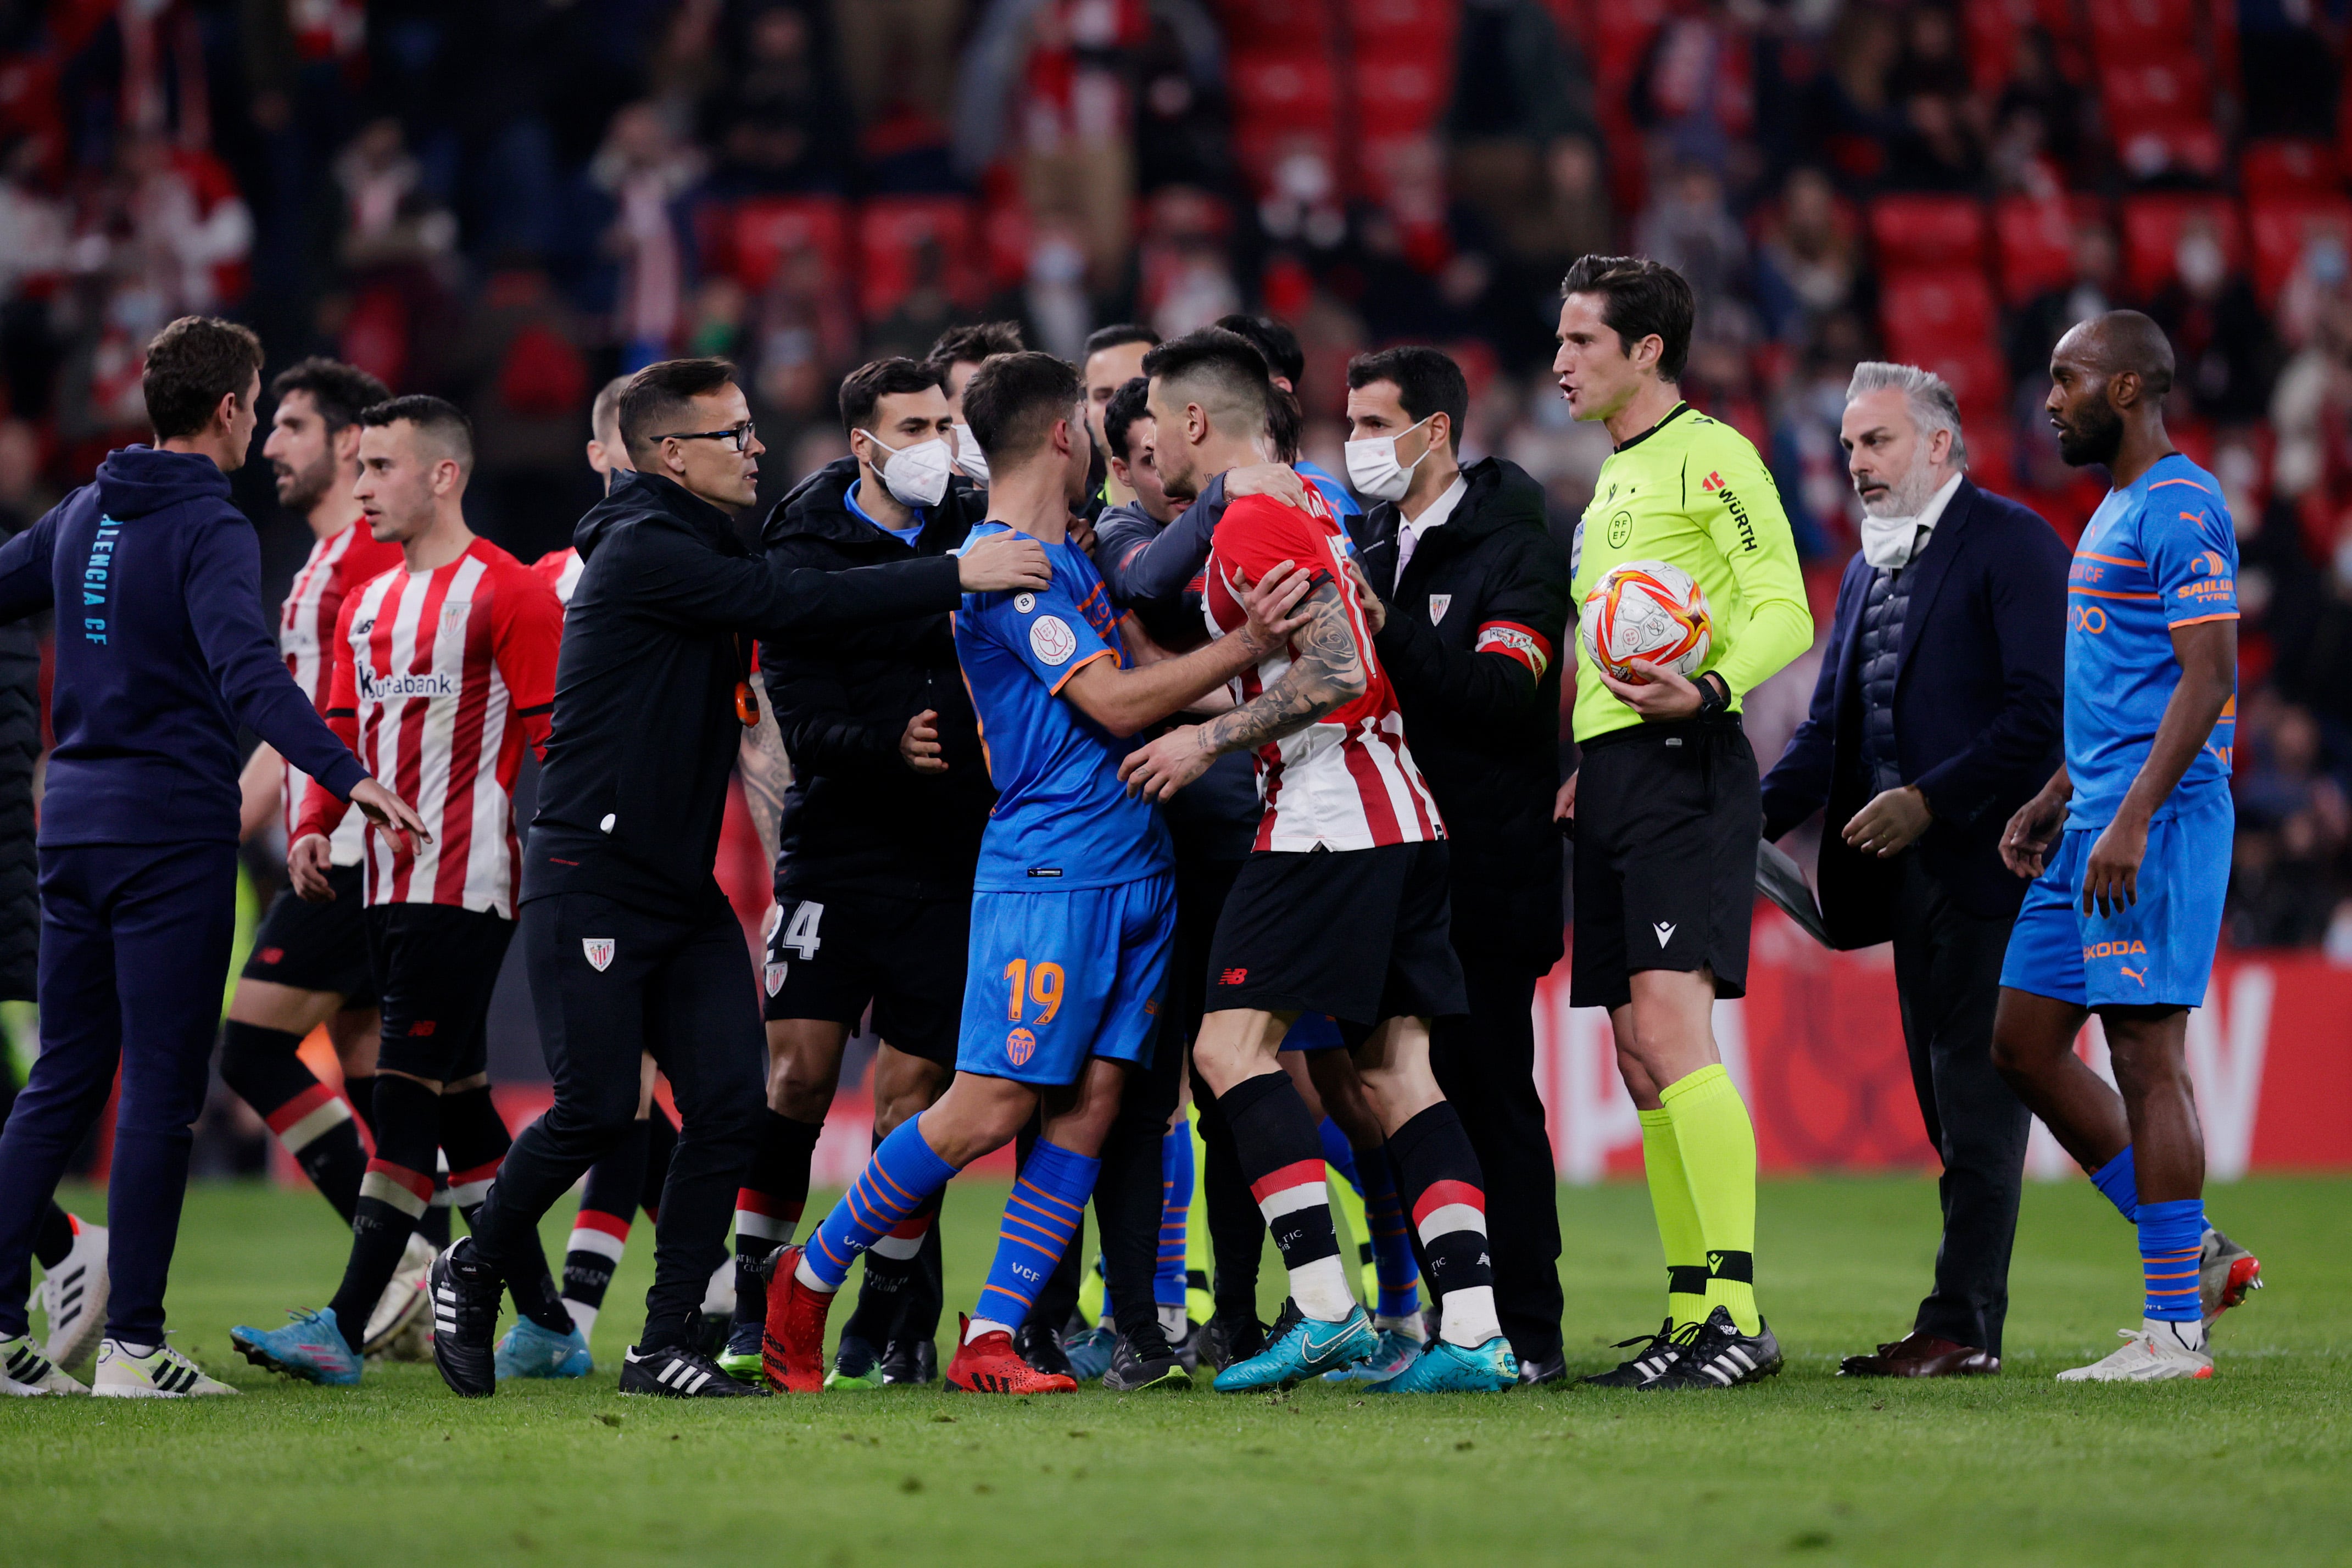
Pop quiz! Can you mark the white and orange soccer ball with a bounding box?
[1578,560,1712,682]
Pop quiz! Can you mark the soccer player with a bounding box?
[762,350,1313,1396]
[1212,314,1359,522]
[221,360,416,1325]
[1549,256,1812,1390]
[1119,327,1516,1394]
[1990,312,2260,1382]
[716,357,993,1390]
[929,320,1025,486]
[230,396,581,1386]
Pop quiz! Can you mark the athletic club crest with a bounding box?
[582,938,615,972]
[1428,594,1452,624]
[765,961,787,996]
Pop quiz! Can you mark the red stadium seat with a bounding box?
[2088,0,2199,64]
[2240,139,2342,198]
[1353,52,1452,137]
[1588,0,1668,119]
[1229,51,1340,133]
[1878,269,1999,364]
[2118,192,2242,299]
[2099,54,2223,177]
[2249,194,2352,309]
[1993,193,2105,305]
[724,197,850,293]
[1868,196,1987,271]
[1349,0,1457,57]
[1915,343,2010,427]
[1212,0,1334,53]
[854,197,979,323]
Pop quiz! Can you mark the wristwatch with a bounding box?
[1694,671,1732,717]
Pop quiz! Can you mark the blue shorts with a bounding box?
[1999,791,2231,1011]
[1278,1012,1345,1051]
[958,874,1176,1086]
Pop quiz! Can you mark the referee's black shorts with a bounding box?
[1570,716,1760,1012]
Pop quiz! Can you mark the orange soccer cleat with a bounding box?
[944,1315,1078,1394]
[761,1246,833,1393]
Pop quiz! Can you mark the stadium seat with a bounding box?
[1868,196,1987,271]
[2087,0,2199,64]
[724,196,851,294]
[1348,0,1458,57]
[1913,342,2009,427]
[1877,270,1999,364]
[2249,194,2352,309]
[2099,53,2224,178]
[1959,0,2027,96]
[1228,51,1341,134]
[1587,0,1668,119]
[1353,52,1451,140]
[1211,0,1333,53]
[1993,192,2105,305]
[853,197,979,323]
[2240,139,2342,198]
[2118,192,2242,299]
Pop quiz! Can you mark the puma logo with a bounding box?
[2119,966,2146,986]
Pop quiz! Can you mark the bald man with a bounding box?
[1988,311,2261,1382]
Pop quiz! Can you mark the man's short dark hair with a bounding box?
[1141,328,1272,436]
[1213,314,1305,386]
[361,393,476,473]
[590,374,629,449]
[926,321,1025,371]
[838,357,948,436]
[142,316,265,440]
[1103,376,1152,465]
[1346,346,1470,454]
[2085,309,2177,398]
[1559,255,1697,382]
[960,351,1081,467]
[1083,323,1160,360]
[270,357,391,434]
[618,358,738,465]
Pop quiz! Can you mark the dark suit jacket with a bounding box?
[1758,479,2069,947]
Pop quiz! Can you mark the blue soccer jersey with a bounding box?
[2063,453,2238,830]
[954,522,1174,891]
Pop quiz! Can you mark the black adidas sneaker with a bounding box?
[1102,1325,1191,1392]
[1582,1318,1692,1388]
[879,1338,938,1386]
[620,1343,767,1397]
[428,1239,504,1399]
[1015,1320,1075,1380]
[1193,1312,1265,1372]
[1648,1307,1783,1390]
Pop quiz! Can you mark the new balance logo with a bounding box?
[1219,968,1248,985]
[1653,922,1677,948]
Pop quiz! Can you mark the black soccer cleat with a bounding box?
[880,1338,937,1386]
[1582,1318,1691,1388]
[428,1238,504,1399]
[1102,1325,1192,1392]
[1193,1312,1266,1372]
[1647,1307,1783,1390]
[620,1343,767,1398]
[1014,1320,1075,1380]
[1515,1348,1569,1387]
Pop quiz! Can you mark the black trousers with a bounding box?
[1429,944,1562,1363]
[471,891,766,1348]
[1888,854,2031,1357]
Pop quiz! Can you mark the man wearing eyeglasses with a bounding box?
[424,357,1053,1401]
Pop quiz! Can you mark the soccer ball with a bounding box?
[1579,560,1712,682]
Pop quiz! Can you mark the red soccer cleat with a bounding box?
[762,1246,833,1393]
[944,1315,1078,1395]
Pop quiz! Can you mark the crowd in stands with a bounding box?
[3,0,2352,951]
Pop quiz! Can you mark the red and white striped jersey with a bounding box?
[279,519,407,864]
[531,546,583,607]
[296,538,563,916]
[1203,488,1445,852]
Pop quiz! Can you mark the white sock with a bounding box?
[1373,1310,1426,1342]
[564,1301,599,1340]
[1439,1285,1501,1349]
[1157,1303,1188,1341]
[1289,1254,1356,1323]
[2147,1316,2208,1353]
[966,1316,1016,1345]
[793,1254,837,1295]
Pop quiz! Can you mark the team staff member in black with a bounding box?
[1339,346,1574,1383]
[428,358,1050,1399]
[717,357,993,1388]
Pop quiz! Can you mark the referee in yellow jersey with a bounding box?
[1549,256,1813,1390]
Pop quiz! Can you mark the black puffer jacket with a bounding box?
[0,512,37,1001]
[757,458,994,900]
[1348,457,1573,968]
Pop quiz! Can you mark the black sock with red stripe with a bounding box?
[1387,1102,1502,1347]
[440,1084,571,1335]
[1217,1070,1353,1320]
[326,1076,439,1353]
[731,1111,821,1330]
[218,1020,368,1224]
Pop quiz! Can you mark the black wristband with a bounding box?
[1696,671,1732,716]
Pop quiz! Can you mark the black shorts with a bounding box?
[1204,841,1467,1028]
[363,903,516,1081]
[761,889,967,1065]
[1570,717,1760,1011]
[241,863,378,1007]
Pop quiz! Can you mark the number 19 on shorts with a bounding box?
[1003,958,1065,1025]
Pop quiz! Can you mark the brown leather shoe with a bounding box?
[1838,1330,1999,1377]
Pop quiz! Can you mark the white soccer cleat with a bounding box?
[701,1257,736,1320]
[92,1338,238,1397]
[2055,1324,2214,1383]
[4,1333,90,1396]
[363,1233,437,1357]
[37,1216,108,1370]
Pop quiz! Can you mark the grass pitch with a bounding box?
[1,1174,2345,1567]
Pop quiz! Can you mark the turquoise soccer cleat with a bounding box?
[1211,1300,1376,1393]
[1323,1326,1423,1382]
[1367,1335,1519,1393]
[231,1307,364,1387]
[1062,1325,1117,1382]
[493,1316,593,1380]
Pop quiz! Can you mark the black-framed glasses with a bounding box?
[655,422,757,453]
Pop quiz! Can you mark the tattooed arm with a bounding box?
[1117,579,1367,802]
[736,669,792,868]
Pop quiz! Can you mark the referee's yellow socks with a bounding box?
[1658,1064,1760,1335]
[1637,1108,1709,1330]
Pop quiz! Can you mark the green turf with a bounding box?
[2,1175,2345,1567]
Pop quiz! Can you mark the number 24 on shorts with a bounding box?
[1003,958,1064,1025]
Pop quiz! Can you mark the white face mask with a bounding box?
[1345,414,1434,503]
[952,423,990,487]
[864,430,952,509]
